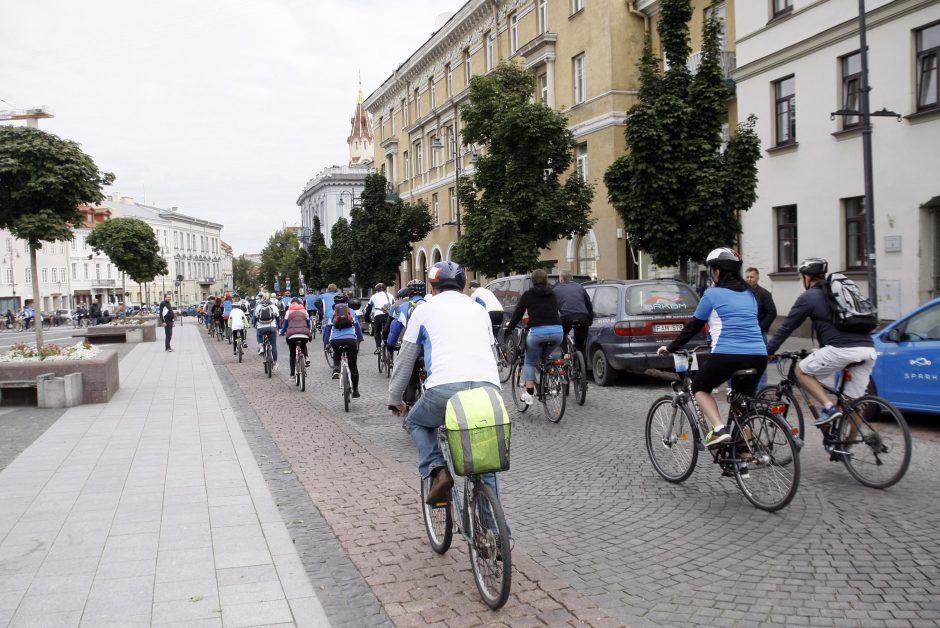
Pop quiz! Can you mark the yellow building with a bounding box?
[363,0,657,285]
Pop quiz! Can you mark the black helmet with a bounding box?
[334,293,348,304]
[427,261,466,292]
[798,257,828,277]
[375,282,386,292]
[706,247,743,274]
[348,297,362,310]
[407,279,426,296]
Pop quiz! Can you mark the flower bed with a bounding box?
[0,341,100,362]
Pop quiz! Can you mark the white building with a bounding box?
[735,0,940,319]
[0,231,71,315]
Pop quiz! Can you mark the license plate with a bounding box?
[654,324,684,333]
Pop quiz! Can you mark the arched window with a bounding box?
[577,231,598,279]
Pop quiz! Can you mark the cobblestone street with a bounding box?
[213,330,940,628]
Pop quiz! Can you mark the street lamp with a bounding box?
[433,137,477,239]
[337,190,359,212]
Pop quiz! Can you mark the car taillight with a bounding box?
[614,321,651,336]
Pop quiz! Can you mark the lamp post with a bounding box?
[337,190,359,213]
[432,137,476,239]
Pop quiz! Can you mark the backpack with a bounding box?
[332,303,353,329]
[825,272,878,333]
[258,304,275,323]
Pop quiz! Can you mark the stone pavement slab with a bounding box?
[0,324,329,627]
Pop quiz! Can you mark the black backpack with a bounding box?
[333,303,353,329]
[258,304,275,323]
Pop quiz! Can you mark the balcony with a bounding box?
[197,277,215,285]
[91,279,116,288]
[687,50,736,79]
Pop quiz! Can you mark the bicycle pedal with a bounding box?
[695,441,706,451]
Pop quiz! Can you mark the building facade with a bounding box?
[735,0,940,318]
[0,231,71,315]
[363,0,655,284]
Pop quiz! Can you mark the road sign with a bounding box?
[174,281,181,288]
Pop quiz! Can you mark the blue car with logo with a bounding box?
[870,297,940,415]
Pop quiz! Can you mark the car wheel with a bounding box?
[592,349,618,386]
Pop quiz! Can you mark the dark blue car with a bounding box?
[871,297,940,415]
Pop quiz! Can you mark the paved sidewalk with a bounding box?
[0,324,330,627]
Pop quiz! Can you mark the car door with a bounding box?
[876,301,940,411]
[589,286,621,353]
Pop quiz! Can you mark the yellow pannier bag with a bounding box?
[444,386,511,476]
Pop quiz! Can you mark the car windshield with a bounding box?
[626,283,698,316]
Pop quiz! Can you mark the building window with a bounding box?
[5,268,12,284]
[844,197,867,270]
[577,232,597,279]
[539,73,548,102]
[42,268,48,283]
[538,0,548,34]
[415,140,423,175]
[449,187,457,222]
[840,51,862,128]
[107,264,112,278]
[404,151,410,179]
[430,135,440,168]
[576,144,588,179]
[401,98,407,127]
[465,49,472,85]
[510,13,519,54]
[83,263,89,279]
[52,268,57,282]
[25,268,31,284]
[432,193,440,225]
[429,77,436,110]
[573,54,586,104]
[486,32,495,72]
[72,263,77,279]
[572,0,584,14]
[414,88,421,119]
[446,64,453,97]
[916,22,940,111]
[772,0,793,19]
[773,75,796,146]
[776,205,798,271]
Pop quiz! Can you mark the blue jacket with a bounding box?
[323,305,363,343]
[387,296,425,347]
[319,291,337,316]
[304,293,318,311]
[554,281,594,319]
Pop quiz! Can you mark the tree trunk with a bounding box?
[29,245,43,351]
[679,258,689,284]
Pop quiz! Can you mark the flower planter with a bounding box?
[0,350,119,403]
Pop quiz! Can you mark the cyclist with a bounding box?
[316,284,339,327]
[323,293,363,397]
[211,297,225,337]
[228,301,250,357]
[657,248,767,447]
[554,270,594,358]
[504,269,563,406]
[388,280,427,406]
[222,292,233,330]
[388,261,501,505]
[765,257,877,426]
[365,283,394,354]
[468,279,504,338]
[254,293,279,370]
[281,297,312,377]
[304,289,318,321]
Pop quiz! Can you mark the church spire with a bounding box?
[348,77,374,166]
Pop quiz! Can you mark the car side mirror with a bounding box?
[885,328,902,343]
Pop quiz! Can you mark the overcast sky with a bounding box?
[0,0,465,254]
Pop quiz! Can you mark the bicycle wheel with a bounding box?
[731,412,800,512]
[295,350,301,387]
[757,386,804,441]
[386,348,393,379]
[266,346,273,379]
[468,481,511,610]
[238,340,243,363]
[645,396,698,483]
[323,344,333,368]
[497,342,513,384]
[838,395,911,489]
[510,364,529,414]
[299,357,306,392]
[572,351,587,406]
[420,476,452,554]
[342,363,351,412]
[542,365,566,423]
[377,346,386,374]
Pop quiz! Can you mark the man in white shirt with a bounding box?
[253,293,280,370]
[228,303,249,356]
[366,283,394,354]
[389,262,500,505]
[469,279,504,338]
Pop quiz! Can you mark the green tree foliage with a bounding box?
[0,126,113,350]
[297,216,327,290]
[321,218,352,288]
[86,217,166,285]
[232,254,257,296]
[452,62,594,276]
[349,173,433,289]
[604,0,761,276]
[258,229,300,293]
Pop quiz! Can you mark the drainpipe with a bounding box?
[628,0,650,33]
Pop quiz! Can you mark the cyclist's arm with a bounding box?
[505,294,529,333]
[280,316,288,335]
[322,323,332,344]
[666,317,707,353]
[388,340,420,406]
[766,294,813,355]
[354,318,364,342]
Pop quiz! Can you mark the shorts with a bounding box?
[691,353,767,396]
[799,345,876,398]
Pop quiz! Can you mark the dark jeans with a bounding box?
[286,337,309,373]
[164,322,173,350]
[561,314,591,357]
[371,314,388,349]
[489,311,504,340]
[331,338,359,391]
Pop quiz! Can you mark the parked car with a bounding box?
[182,305,198,317]
[485,273,591,320]
[870,297,940,415]
[581,279,709,385]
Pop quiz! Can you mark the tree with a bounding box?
[452,62,595,276]
[298,215,327,290]
[258,229,300,293]
[321,218,352,288]
[232,254,257,296]
[349,173,433,289]
[604,0,761,278]
[86,217,166,305]
[0,126,113,350]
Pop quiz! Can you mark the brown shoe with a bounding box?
[425,467,453,505]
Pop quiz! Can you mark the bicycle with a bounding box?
[323,341,334,368]
[377,339,388,375]
[421,420,511,609]
[234,329,244,363]
[494,326,516,384]
[561,323,588,407]
[760,350,911,489]
[509,329,567,423]
[645,348,801,512]
[334,343,352,412]
[294,340,307,392]
[261,334,273,379]
[385,343,395,380]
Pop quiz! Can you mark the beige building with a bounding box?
[363,0,657,284]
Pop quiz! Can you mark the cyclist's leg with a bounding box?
[797,346,845,408]
[342,339,360,392]
[266,329,278,363]
[255,327,264,353]
[573,316,590,357]
[406,382,473,478]
[523,332,541,387]
[299,337,309,361]
[287,338,298,374]
[842,348,877,399]
[489,311,504,341]
[691,354,750,430]
[330,340,343,373]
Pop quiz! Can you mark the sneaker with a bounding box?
[166,348,174,352]
[704,426,731,448]
[289,371,295,378]
[233,351,237,356]
[352,390,361,399]
[304,359,310,367]
[243,342,248,348]
[520,391,534,406]
[425,467,454,505]
[373,348,380,355]
[331,369,340,380]
[815,406,842,427]
[257,347,264,356]
[273,362,279,371]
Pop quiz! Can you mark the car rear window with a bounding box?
[626,284,698,316]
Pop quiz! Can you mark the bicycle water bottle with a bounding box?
[673,354,687,374]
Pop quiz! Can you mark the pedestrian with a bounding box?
[740,267,778,391]
[160,292,175,352]
[90,302,101,326]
